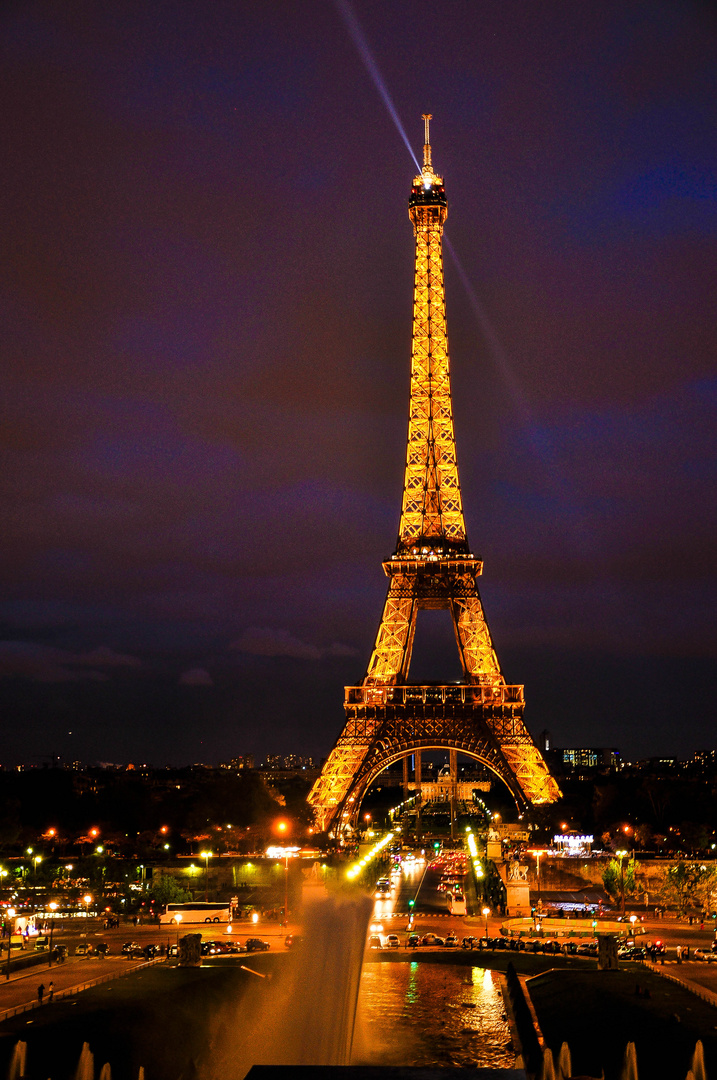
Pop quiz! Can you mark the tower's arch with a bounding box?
[337,741,527,835]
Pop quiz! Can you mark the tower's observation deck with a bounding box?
[308,117,561,835]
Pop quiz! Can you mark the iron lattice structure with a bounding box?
[309,118,560,835]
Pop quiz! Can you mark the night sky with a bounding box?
[2,2,715,767]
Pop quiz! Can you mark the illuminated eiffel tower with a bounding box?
[309,117,560,837]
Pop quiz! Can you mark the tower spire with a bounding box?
[422,112,432,171]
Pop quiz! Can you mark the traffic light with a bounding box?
[408,899,415,908]
[433,842,440,850]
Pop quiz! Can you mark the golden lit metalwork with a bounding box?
[309,119,560,834]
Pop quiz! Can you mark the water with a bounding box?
[352,962,516,1069]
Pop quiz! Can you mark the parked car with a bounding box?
[121,942,140,955]
[367,935,382,949]
[561,941,578,955]
[385,934,400,949]
[693,949,717,962]
[75,943,90,956]
[34,936,49,951]
[96,942,109,956]
[421,934,445,947]
[444,935,459,948]
[407,933,420,948]
[52,944,68,962]
[462,936,477,950]
[245,938,270,952]
[143,943,161,959]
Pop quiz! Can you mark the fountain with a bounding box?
[74,1045,93,1080]
[7,1041,26,1080]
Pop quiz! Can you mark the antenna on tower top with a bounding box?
[422,113,432,170]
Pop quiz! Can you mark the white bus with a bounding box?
[159,902,231,925]
[447,892,467,916]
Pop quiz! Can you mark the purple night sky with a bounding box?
[1,2,715,766]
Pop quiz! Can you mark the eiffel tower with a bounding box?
[309,117,560,837]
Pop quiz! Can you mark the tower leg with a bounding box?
[403,755,409,802]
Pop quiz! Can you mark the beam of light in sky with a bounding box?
[334,0,421,174]
[335,0,613,577]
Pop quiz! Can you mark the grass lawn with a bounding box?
[528,965,717,1080]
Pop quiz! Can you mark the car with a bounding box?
[52,944,68,961]
[421,934,445,947]
[284,934,304,949]
[367,935,382,949]
[96,942,109,956]
[245,938,270,952]
[543,940,561,954]
[407,933,420,948]
[576,941,595,956]
[201,940,230,956]
[444,935,459,948]
[121,941,140,955]
[75,943,90,956]
[693,949,717,962]
[462,936,477,949]
[561,941,578,955]
[143,943,161,959]
[34,936,49,951]
[168,944,179,957]
[385,934,400,948]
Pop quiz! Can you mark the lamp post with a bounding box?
[200,852,212,903]
[482,906,490,940]
[5,907,15,981]
[48,901,58,967]
[616,850,628,917]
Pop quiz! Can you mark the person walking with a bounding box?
[37,983,45,1005]
[48,981,54,1003]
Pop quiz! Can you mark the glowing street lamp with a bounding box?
[482,906,491,940]
[200,851,212,903]
[48,901,59,966]
[616,850,628,916]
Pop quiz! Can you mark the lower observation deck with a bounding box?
[345,683,524,707]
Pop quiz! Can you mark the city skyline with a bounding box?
[1,2,715,766]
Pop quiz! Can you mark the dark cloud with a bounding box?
[0,1,715,764]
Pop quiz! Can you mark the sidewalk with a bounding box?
[0,956,163,1024]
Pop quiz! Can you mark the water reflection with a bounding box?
[352,963,515,1069]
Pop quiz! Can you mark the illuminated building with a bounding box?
[309,118,560,836]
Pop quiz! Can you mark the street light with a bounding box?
[200,851,212,903]
[48,902,58,966]
[616,850,628,917]
[482,906,491,940]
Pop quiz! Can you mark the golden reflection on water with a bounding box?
[352,963,515,1069]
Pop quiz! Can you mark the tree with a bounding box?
[660,861,717,915]
[148,873,192,906]
[602,856,639,903]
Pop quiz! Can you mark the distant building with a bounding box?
[560,748,620,770]
[262,754,316,771]
[220,755,255,771]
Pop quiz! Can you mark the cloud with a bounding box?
[74,646,142,668]
[229,628,358,661]
[179,667,214,686]
[0,641,142,682]
[230,628,322,661]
